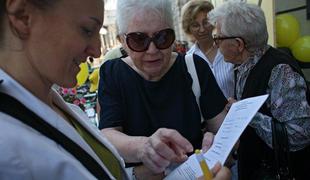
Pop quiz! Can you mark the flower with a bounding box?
[80,98,86,104]
[62,88,69,95]
[73,99,80,105]
[70,88,77,95]
[57,87,86,111]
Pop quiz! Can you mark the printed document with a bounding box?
[164,94,269,180]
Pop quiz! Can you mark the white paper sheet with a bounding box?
[164,94,269,180]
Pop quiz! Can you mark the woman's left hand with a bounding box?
[225,97,236,112]
[201,132,214,152]
[197,162,232,180]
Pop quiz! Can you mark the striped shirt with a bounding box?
[187,43,235,98]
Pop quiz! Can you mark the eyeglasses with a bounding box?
[212,34,244,46]
[124,28,175,52]
[190,19,212,32]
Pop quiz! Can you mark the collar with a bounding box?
[187,43,199,54]
[235,45,270,73]
[188,43,222,65]
[236,56,257,72]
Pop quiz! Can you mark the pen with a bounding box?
[195,149,213,180]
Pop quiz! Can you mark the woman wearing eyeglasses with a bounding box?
[98,0,230,178]
[209,2,310,180]
[181,0,234,99]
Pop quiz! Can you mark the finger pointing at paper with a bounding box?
[138,128,194,173]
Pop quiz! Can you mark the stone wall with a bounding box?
[171,0,191,43]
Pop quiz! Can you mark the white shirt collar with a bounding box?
[187,42,223,66]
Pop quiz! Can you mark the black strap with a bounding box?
[271,119,293,179]
[120,47,128,58]
[0,92,111,180]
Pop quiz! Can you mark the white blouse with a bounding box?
[187,43,235,99]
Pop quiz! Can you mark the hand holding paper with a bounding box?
[164,95,269,180]
[195,149,213,179]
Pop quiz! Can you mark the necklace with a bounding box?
[204,45,215,57]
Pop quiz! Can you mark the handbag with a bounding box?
[252,119,293,180]
[271,119,293,180]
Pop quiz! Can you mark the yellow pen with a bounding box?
[195,149,213,180]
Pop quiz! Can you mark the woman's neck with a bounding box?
[197,41,216,63]
[198,41,213,52]
[0,52,53,106]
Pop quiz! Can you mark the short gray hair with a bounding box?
[208,1,268,53]
[116,0,174,34]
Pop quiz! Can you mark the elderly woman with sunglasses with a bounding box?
[181,0,234,99]
[209,1,310,180]
[98,0,230,178]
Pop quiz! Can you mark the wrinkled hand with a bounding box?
[225,97,237,112]
[197,162,231,180]
[138,128,193,174]
[212,163,232,180]
[201,132,214,152]
[201,131,239,168]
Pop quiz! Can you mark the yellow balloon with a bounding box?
[290,36,310,63]
[89,68,99,92]
[76,62,89,86]
[276,14,300,47]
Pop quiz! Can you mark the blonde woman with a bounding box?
[182,0,234,99]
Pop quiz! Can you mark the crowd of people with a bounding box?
[1,0,309,180]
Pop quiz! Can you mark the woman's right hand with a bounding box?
[137,128,193,174]
[197,162,231,180]
[225,97,237,112]
[212,163,231,180]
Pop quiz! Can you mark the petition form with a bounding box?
[164,94,269,180]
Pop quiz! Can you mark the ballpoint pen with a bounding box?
[195,149,213,180]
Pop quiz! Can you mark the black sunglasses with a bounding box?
[212,35,244,45]
[124,28,175,52]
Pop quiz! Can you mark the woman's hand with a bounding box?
[137,128,193,174]
[201,131,239,168]
[211,163,232,180]
[225,97,237,112]
[201,132,214,152]
[197,162,231,180]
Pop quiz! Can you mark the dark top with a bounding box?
[237,47,310,180]
[98,54,227,149]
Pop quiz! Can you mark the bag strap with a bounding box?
[271,119,293,179]
[185,54,204,122]
[0,92,111,180]
[120,47,127,58]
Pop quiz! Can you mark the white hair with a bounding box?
[116,0,174,34]
[208,1,268,53]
